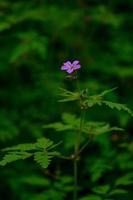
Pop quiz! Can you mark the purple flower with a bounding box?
[61,60,81,74]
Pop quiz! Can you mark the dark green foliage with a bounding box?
[0,137,59,168]
[80,195,102,200]
[59,88,133,116]
[44,112,123,137]
[0,0,133,200]
[115,173,133,186]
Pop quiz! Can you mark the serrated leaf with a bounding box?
[58,88,80,102]
[102,101,133,116]
[109,127,124,131]
[43,112,80,132]
[36,137,54,150]
[83,88,133,116]
[0,152,32,166]
[0,137,57,167]
[83,121,123,136]
[84,96,102,108]
[34,151,51,168]
[89,159,112,182]
[99,87,117,97]
[115,173,133,186]
[43,122,73,132]
[2,143,37,152]
[109,189,127,196]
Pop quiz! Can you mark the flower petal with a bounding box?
[67,68,74,74]
[64,61,72,67]
[61,65,69,70]
[73,64,81,70]
[72,60,79,65]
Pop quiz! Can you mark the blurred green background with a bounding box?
[0,0,133,200]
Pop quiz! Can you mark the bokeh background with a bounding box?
[0,0,133,200]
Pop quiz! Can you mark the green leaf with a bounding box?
[44,113,123,138]
[0,152,32,166]
[84,96,102,108]
[83,88,133,117]
[102,101,133,116]
[0,137,57,167]
[47,151,60,156]
[34,151,51,168]
[109,189,127,196]
[92,185,110,195]
[60,175,73,184]
[99,87,117,97]
[43,122,73,132]
[34,150,59,169]
[43,113,80,132]
[115,173,133,186]
[36,137,54,150]
[62,113,77,124]
[20,175,50,187]
[2,143,37,152]
[89,159,112,182]
[83,121,123,136]
[10,31,47,62]
[58,88,80,102]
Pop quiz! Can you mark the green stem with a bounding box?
[75,71,80,92]
[75,139,91,157]
[73,72,85,200]
[73,153,78,200]
[73,109,85,200]
[76,110,85,152]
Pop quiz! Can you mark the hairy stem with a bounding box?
[73,110,85,200]
[73,153,78,200]
[76,110,85,152]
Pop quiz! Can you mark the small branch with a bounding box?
[57,155,73,160]
[73,109,85,200]
[75,139,91,157]
[73,153,78,200]
[48,141,63,150]
[41,169,58,180]
[57,139,91,161]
